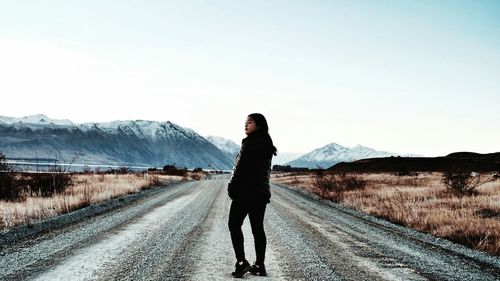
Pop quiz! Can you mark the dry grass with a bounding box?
[0,172,204,229]
[271,172,500,256]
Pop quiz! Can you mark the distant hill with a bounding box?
[0,114,233,169]
[286,142,416,169]
[328,152,500,173]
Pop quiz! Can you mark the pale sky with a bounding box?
[1,0,499,156]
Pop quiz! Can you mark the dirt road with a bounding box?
[1,175,499,280]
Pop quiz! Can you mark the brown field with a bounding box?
[0,172,204,229]
[271,171,500,256]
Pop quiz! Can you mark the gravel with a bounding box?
[1,175,498,281]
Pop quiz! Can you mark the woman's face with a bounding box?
[244,116,257,135]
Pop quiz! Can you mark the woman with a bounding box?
[228,113,277,278]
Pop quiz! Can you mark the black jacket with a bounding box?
[227,132,274,203]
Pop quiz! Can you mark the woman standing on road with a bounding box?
[228,113,277,278]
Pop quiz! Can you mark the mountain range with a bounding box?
[0,114,418,171]
[0,114,233,169]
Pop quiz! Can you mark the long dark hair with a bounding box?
[248,113,278,156]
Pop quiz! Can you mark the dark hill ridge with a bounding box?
[328,152,500,173]
[446,152,500,161]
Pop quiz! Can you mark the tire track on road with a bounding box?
[97,180,219,281]
[180,180,286,280]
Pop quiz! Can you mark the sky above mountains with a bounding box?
[1,1,499,156]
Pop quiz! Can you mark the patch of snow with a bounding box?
[77,119,204,141]
[0,114,74,126]
[206,136,240,155]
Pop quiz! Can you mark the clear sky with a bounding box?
[0,0,499,156]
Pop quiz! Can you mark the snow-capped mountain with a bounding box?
[0,114,74,126]
[0,114,233,169]
[205,136,240,160]
[286,142,415,169]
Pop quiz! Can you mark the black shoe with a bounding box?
[231,260,251,278]
[249,262,267,276]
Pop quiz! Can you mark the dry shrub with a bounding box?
[1,166,24,202]
[441,169,491,196]
[313,172,366,202]
[190,173,202,181]
[25,171,73,197]
[150,174,162,186]
[163,165,188,176]
[80,179,93,207]
[172,170,207,181]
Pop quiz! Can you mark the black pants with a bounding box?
[228,199,267,264]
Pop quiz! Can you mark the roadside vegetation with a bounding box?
[0,153,207,229]
[271,170,500,256]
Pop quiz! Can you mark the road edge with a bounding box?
[0,180,191,248]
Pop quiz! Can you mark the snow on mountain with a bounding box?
[205,136,240,159]
[286,142,414,169]
[0,114,233,169]
[0,114,74,126]
[80,120,204,141]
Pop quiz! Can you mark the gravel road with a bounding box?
[1,175,499,281]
